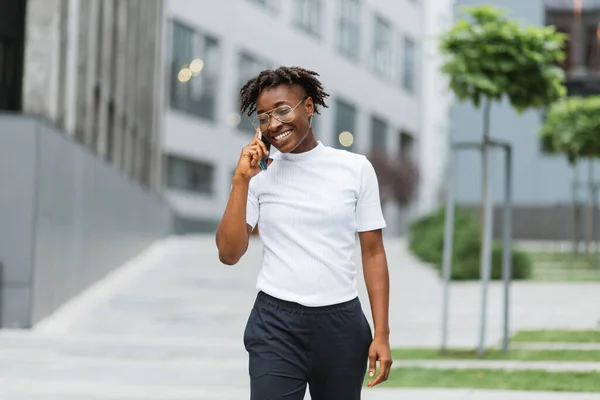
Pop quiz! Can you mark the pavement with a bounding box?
[1,235,599,399]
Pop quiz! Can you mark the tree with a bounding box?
[438,5,567,355]
[368,150,419,207]
[440,6,567,113]
[540,96,600,164]
[540,96,600,264]
[439,4,567,269]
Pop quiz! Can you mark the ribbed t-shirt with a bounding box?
[246,141,386,306]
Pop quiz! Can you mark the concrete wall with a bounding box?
[0,114,172,328]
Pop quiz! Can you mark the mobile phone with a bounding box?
[258,130,271,171]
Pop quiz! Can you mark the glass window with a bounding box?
[294,0,322,37]
[372,16,393,79]
[236,52,271,134]
[334,98,357,151]
[370,115,388,151]
[584,24,600,72]
[402,37,416,93]
[399,131,415,160]
[166,155,214,195]
[247,0,279,12]
[337,0,361,59]
[170,21,220,121]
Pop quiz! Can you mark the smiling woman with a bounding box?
[215,66,393,400]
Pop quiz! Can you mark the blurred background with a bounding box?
[1,0,600,399]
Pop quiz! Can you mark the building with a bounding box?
[0,0,171,328]
[418,0,455,215]
[164,0,445,235]
[451,0,600,240]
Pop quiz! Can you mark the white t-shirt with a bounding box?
[246,141,386,306]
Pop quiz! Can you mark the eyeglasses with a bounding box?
[252,97,308,132]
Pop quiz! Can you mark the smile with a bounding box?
[274,130,293,141]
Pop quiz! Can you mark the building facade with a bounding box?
[418,0,455,216]
[0,0,171,328]
[164,0,440,235]
[9,0,166,192]
[452,0,600,239]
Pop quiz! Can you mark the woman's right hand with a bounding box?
[234,130,272,182]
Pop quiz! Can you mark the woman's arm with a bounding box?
[215,132,269,265]
[215,176,253,265]
[359,229,393,387]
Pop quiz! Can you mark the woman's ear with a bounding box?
[305,96,314,116]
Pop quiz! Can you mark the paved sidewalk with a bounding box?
[1,235,599,400]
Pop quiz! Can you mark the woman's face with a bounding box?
[255,84,315,154]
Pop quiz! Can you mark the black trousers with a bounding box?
[243,291,372,400]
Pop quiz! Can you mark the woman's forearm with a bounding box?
[363,251,390,339]
[215,175,251,265]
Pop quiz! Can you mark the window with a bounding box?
[166,155,214,195]
[337,0,361,59]
[0,0,25,111]
[370,116,388,151]
[294,0,322,37]
[372,16,393,79]
[399,131,415,160]
[584,24,600,72]
[334,98,357,151]
[402,37,416,93]
[170,21,220,121]
[247,0,279,12]
[237,52,271,134]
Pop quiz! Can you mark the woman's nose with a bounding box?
[269,115,283,131]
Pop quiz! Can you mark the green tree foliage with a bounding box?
[540,96,600,164]
[439,5,568,113]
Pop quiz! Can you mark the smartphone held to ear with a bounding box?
[258,130,271,171]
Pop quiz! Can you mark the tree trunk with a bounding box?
[481,99,492,244]
[477,98,493,356]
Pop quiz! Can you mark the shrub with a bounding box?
[408,207,532,280]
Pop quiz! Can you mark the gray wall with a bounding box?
[451,0,600,238]
[0,114,172,328]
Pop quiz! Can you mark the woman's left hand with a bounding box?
[366,337,393,387]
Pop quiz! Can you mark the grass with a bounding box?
[390,347,600,361]
[526,250,600,282]
[369,367,600,392]
[512,329,600,343]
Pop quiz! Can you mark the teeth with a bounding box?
[275,130,292,140]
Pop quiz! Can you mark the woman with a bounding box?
[216,66,392,399]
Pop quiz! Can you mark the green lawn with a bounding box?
[512,329,600,343]
[368,368,600,392]
[527,251,600,282]
[390,347,600,361]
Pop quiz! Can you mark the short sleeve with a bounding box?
[356,156,386,232]
[246,181,259,229]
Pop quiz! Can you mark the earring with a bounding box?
[309,115,313,128]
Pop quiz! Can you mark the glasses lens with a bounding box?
[274,106,294,123]
[252,114,270,131]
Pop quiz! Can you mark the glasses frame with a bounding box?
[253,96,309,132]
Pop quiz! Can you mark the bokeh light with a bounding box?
[190,59,204,75]
[178,68,192,82]
[338,131,354,147]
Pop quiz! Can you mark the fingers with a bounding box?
[243,145,264,167]
[368,358,392,388]
[368,353,377,379]
[252,130,269,156]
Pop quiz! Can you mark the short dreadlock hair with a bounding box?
[239,66,330,117]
